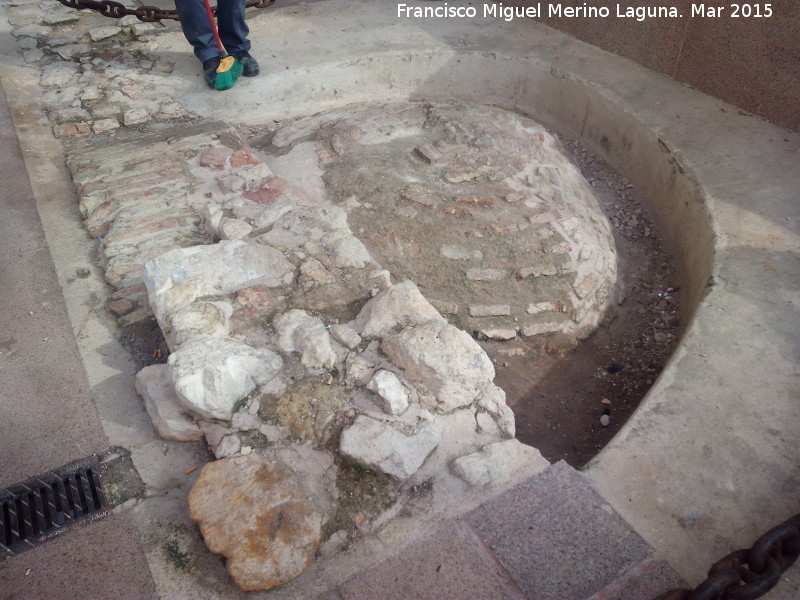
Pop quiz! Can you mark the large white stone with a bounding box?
[367,370,410,415]
[382,319,495,412]
[134,364,202,442]
[450,440,549,488]
[168,300,232,349]
[294,318,337,372]
[142,240,294,327]
[169,338,283,421]
[274,309,336,371]
[352,281,443,338]
[339,415,442,480]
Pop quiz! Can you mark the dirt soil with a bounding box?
[496,133,680,467]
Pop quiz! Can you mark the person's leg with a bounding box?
[216,0,250,55]
[173,0,219,63]
[217,0,260,76]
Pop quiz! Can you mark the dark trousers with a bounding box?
[174,0,251,63]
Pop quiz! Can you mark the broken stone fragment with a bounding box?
[412,144,444,165]
[469,304,511,317]
[89,26,121,41]
[352,280,443,338]
[478,327,517,341]
[189,455,323,591]
[330,324,361,349]
[293,318,337,372]
[322,233,373,269]
[521,321,562,337]
[344,353,375,387]
[450,440,549,488]
[214,434,241,459]
[299,257,336,288]
[168,300,232,349]
[476,384,515,438]
[274,309,336,372]
[134,364,203,442]
[169,338,283,421]
[367,370,410,415]
[218,217,253,240]
[339,415,442,480]
[382,319,494,412]
[440,244,482,261]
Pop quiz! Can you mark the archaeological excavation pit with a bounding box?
[70,93,683,591]
[12,0,797,595]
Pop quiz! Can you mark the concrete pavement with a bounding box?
[0,75,158,599]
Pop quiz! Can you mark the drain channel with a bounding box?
[1,456,110,558]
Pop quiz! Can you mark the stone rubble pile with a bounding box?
[89,132,527,591]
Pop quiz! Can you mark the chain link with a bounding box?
[53,0,275,22]
[655,513,800,600]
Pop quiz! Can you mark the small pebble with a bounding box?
[600,408,611,427]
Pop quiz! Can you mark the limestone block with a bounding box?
[382,319,494,412]
[214,435,241,459]
[134,364,202,441]
[325,235,373,269]
[450,440,549,488]
[218,218,253,240]
[274,309,311,353]
[168,300,232,348]
[274,309,336,372]
[367,370,410,415]
[476,384,516,438]
[169,338,283,421]
[339,415,442,480]
[330,324,361,349]
[142,240,294,326]
[89,26,121,41]
[345,353,375,387]
[294,318,337,372]
[40,62,78,87]
[352,280,443,338]
[189,456,323,591]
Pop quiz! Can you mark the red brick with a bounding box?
[55,123,91,136]
[442,205,472,217]
[108,299,134,315]
[230,146,260,168]
[235,286,272,307]
[111,284,147,300]
[199,147,233,168]
[242,176,301,206]
[454,195,493,206]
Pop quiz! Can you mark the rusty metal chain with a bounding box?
[655,513,800,600]
[53,0,275,22]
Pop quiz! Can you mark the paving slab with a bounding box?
[588,559,687,600]
[464,461,652,600]
[339,521,523,600]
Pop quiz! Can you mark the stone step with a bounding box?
[332,462,685,600]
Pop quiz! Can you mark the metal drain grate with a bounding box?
[1,456,110,558]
